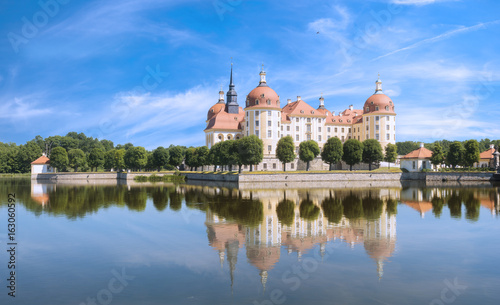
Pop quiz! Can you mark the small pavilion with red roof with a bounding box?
[400,143,433,172]
[31,153,54,175]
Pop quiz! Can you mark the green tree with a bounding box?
[447,141,464,169]
[151,146,170,172]
[321,137,343,171]
[168,146,184,168]
[68,149,87,172]
[342,139,363,171]
[124,146,148,171]
[114,149,126,172]
[194,146,210,171]
[228,140,243,173]
[104,150,115,171]
[321,196,343,224]
[396,141,420,155]
[463,139,480,168]
[276,136,296,171]
[299,140,320,171]
[238,135,263,171]
[208,142,223,171]
[0,143,19,173]
[362,139,383,171]
[100,139,114,152]
[184,147,196,170]
[87,148,105,172]
[384,143,398,169]
[430,143,445,169]
[219,141,234,171]
[50,147,69,172]
[16,140,43,173]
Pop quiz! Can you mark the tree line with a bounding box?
[0,132,188,173]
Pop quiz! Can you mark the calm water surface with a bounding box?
[0,178,499,305]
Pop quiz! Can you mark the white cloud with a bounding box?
[373,20,500,61]
[0,97,53,120]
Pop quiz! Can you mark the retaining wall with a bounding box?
[33,172,173,181]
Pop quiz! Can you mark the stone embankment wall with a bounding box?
[183,172,495,183]
[33,172,173,180]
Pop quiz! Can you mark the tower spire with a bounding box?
[225,62,239,114]
[318,93,325,109]
[375,74,383,94]
[259,64,267,87]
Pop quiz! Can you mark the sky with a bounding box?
[0,0,499,149]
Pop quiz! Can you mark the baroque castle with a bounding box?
[205,66,397,170]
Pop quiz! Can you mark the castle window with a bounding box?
[385,106,389,111]
[375,106,379,111]
[307,118,311,123]
[287,126,290,131]
[267,99,271,105]
[370,101,374,105]
[218,135,222,140]
[261,94,265,98]
[256,130,259,137]
[255,99,259,105]
[376,116,379,121]
[327,135,331,139]
[376,125,379,131]
[268,120,272,127]
[341,128,344,133]
[246,121,249,127]
[376,134,379,140]
[291,163,295,169]
[268,131,272,138]
[227,135,232,140]
[327,127,331,132]
[296,126,299,131]
[366,107,369,112]
[318,135,322,141]
[273,163,277,169]
[300,110,304,113]
[318,127,321,132]
[386,134,390,140]
[268,145,272,151]
[263,163,267,169]
[307,134,311,140]
[334,128,338,132]
[348,128,351,133]
[246,112,249,116]
[386,125,390,130]
[366,117,369,122]
[366,126,369,131]
[296,135,299,141]
[386,116,390,120]
[296,118,299,122]
[341,136,345,141]
[256,111,259,115]
[306,125,311,132]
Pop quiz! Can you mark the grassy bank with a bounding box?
[134,173,185,183]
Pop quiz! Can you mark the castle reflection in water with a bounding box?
[203,187,398,289]
[26,180,500,289]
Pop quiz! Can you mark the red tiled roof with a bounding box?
[31,155,50,164]
[204,107,245,131]
[400,147,433,159]
[363,93,395,114]
[282,99,326,118]
[326,108,363,125]
[245,86,281,109]
[479,148,495,160]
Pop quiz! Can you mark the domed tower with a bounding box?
[361,75,396,150]
[244,66,281,155]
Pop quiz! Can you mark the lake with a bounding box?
[0,178,499,305]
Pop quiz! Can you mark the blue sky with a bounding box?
[1,0,499,149]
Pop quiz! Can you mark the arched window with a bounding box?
[385,106,389,111]
[255,99,259,105]
[227,134,232,140]
[366,107,369,112]
[375,106,379,111]
[267,99,271,105]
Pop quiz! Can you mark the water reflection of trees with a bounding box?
[2,179,497,222]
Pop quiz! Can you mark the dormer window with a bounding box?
[300,110,304,113]
[366,107,369,112]
[255,99,259,105]
[375,106,379,111]
[311,111,315,114]
[267,99,271,105]
[339,119,343,122]
[260,94,265,98]
[385,106,389,111]
[370,101,374,105]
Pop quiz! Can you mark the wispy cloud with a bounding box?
[391,0,455,5]
[373,20,500,61]
[0,97,53,120]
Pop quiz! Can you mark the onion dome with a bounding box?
[363,75,395,114]
[245,68,280,109]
